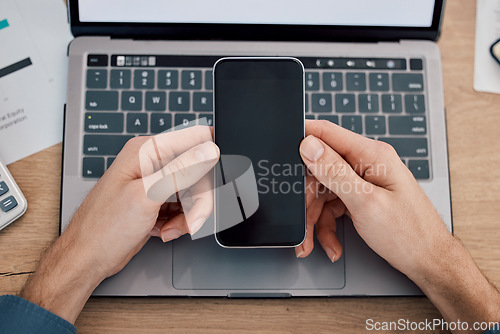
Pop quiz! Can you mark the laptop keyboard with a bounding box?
[82,55,430,180]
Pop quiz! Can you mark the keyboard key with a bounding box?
[87,54,108,67]
[0,196,18,212]
[134,70,155,89]
[408,160,430,180]
[85,113,124,133]
[145,91,167,111]
[369,73,389,91]
[127,113,148,133]
[193,92,213,111]
[198,113,213,126]
[169,92,190,111]
[305,115,316,120]
[158,70,179,89]
[305,72,319,90]
[341,116,363,134]
[87,69,108,89]
[182,70,202,90]
[150,114,172,134]
[392,73,424,91]
[365,116,386,135]
[410,59,423,71]
[405,94,426,113]
[121,91,143,111]
[86,91,118,111]
[311,94,332,113]
[335,94,356,113]
[107,157,116,169]
[389,116,427,135]
[0,181,8,197]
[205,70,213,90]
[382,94,403,113]
[305,94,309,112]
[378,138,428,157]
[318,115,339,125]
[358,94,379,113]
[323,72,343,91]
[83,135,134,155]
[175,113,196,128]
[346,73,366,91]
[110,70,131,89]
[82,157,105,178]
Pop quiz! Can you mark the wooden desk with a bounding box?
[1,0,499,332]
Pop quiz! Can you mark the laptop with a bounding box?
[61,0,452,297]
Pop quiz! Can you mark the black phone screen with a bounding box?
[214,58,306,247]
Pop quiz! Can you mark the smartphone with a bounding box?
[214,57,306,248]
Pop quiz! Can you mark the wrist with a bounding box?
[20,233,104,323]
[409,234,500,325]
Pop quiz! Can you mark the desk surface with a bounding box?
[1,0,499,333]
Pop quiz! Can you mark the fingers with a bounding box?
[180,175,214,235]
[316,200,344,262]
[300,135,376,212]
[295,193,325,258]
[157,215,190,243]
[305,120,406,188]
[142,141,220,203]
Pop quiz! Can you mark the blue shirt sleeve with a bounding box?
[0,295,76,334]
[484,324,500,334]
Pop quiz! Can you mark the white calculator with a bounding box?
[0,159,27,231]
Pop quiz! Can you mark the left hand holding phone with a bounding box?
[20,126,219,324]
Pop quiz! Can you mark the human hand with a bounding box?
[20,126,219,323]
[295,120,451,276]
[295,120,500,333]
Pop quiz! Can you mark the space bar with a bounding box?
[83,135,134,155]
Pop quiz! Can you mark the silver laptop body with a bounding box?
[61,0,451,297]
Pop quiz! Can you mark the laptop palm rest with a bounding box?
[172,219,345,291]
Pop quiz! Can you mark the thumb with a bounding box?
[142,141,220,203]
[300,135,375,211]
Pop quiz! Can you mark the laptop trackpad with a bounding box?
[172,220,345,291]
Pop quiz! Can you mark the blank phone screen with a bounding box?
[214,58,306,247]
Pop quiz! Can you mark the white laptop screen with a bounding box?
[78,0,435,28]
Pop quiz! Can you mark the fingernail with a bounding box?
[195,142,219,162]
[161,229,183,243]
[324,247,337,263]
[150,227,161,237]
[296,246,305,258]
[300,136,324,162]
[189,217,206,235]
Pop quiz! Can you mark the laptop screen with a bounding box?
[78,0,435,28]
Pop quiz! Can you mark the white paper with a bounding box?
[474,0,500,94]
[0,0,72,164]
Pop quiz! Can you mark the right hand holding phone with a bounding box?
[296,120,453,279]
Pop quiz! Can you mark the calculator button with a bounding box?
[0,196,18,212]
[0,181,8,197]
